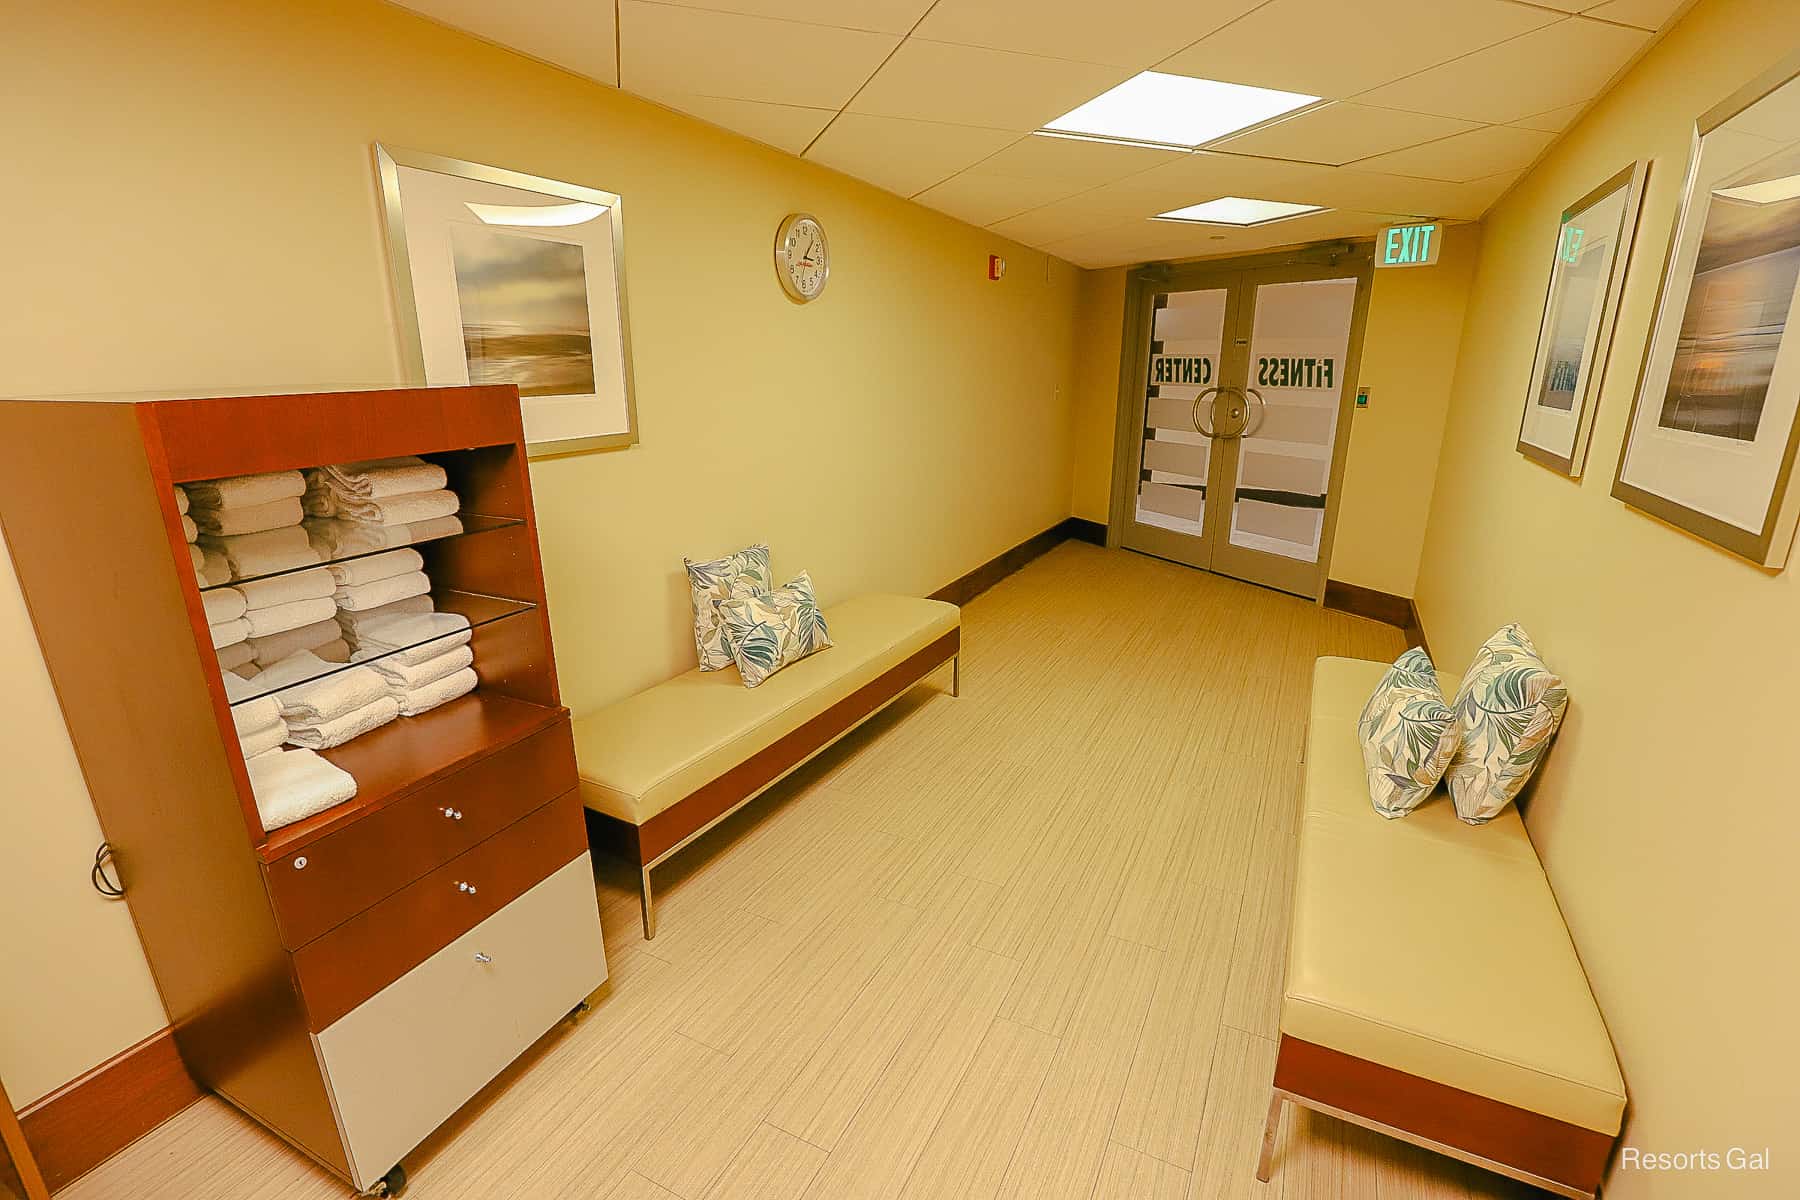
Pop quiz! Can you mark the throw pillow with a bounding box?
[1446,624,1569,824]
[684,543,772,671]
[716,571,832,688]
[1357,647,1459,818]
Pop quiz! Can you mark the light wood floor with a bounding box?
[65,543,1538,1200]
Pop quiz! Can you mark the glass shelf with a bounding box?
[196,513,524,593]
[221,589,534,706]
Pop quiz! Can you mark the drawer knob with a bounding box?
[441,807,463,820]
[474,952,492,964]
[293,856,308,870]
[457,880,478,895]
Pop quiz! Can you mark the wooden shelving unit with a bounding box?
[0,386,607,1195]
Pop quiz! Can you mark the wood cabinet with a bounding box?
[0,387,607,1195]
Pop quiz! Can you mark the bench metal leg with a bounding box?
[951,655,960,697]
[640,864,657,940]
[1256,1092,1284,1182]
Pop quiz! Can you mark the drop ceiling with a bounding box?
[389,0,1693,268]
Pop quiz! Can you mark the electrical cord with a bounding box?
[91,841,124,898]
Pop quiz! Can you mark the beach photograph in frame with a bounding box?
[1517,161,1648,477]
[1614,53,1800,567]
[375,144,638,456]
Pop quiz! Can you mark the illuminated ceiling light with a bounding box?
[465,200,609,226]
[1031,129,1192,153]
[1153,197,1327,226]
[1040,71,1320,151]
[1716,174,1800,204]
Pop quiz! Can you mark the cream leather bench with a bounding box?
[572,594,960,937]
[1257,656,1626,1199]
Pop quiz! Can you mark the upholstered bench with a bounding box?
[572,594,960,937]
[1257,656,1626,1199]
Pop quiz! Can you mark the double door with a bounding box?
[1111,253,1372,598]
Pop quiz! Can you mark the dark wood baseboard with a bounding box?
[1273,1036,1613,1197]
[930,517,1103,606]
[16,1027,202,1192]
[1323,579,1429,657]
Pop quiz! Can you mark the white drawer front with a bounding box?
[314,852,607,1189]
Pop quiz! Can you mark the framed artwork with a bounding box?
[1517,161,1648,477]
[1613,52,1800,567]
[375,145,638,457]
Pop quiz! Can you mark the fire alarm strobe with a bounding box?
[988,254,1007,281]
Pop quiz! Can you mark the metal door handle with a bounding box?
[1190,386,1221,439]
[1241,387,1267,439]
[1211,386,1250,440]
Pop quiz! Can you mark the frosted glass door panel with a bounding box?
[1137,289,1226,536]
[1230,277,1357,562]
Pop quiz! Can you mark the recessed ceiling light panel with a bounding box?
[1154,197,1327,226]
[1041,71,1320,150]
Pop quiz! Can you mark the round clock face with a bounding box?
[775,213,829,302]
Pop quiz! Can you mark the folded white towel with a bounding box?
[313,489,461,527]
[203,526,320,578]
[255,649,332,690]
[397,666,478,717]
[335,593,434,631]
[181,514,199,543]
[215,640,255,672]
[231,694,283,738]
[240,721,288,758]
[334,570,431,612]
[351,611,473,664]
[405,513,465,543]
[243,596,338,639]
[188,543,204,570]
[192,496,303,538]
[174,487,191,515]
[248,617,340,666]
[201,587,247,625]
[329,548,423,588]
[306,517,409,559]
[277,664,390,726]
[237,566,335,610]
[362,643,473,691]
[185,471,305,511]
[309,457,448,501]
[196,547,230,587]
[246,748,358,833]
[284,695,400,750]
[210,618,249,649]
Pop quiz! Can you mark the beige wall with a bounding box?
[1065,236,1479,597]
[0,0,1081,1105]
[1414,0,1800,1194]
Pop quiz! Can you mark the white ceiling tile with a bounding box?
[914,171,1087,227]
[1350,123,1555,182]
[651,94,837,155]
[1456,170,1523,215]
[806,114,1018,197]
[635,0,936,35]
[391,0,619,86]
[1358,17,1650,124]
[1157,0,1557,99]
[914,0,1261,69]
[619,1,898,110]
[1582,0,1691,30]
[1509,102,1589,133]
[973,134,1181,187]
[989,205,1138,249]
[847,39,1132,130]
[1214,103,1480,166]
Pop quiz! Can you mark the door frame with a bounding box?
[1105,241,1376,601]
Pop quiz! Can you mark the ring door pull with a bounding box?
[1213,386,1250,440]
[1241,386,1268,439]
[1190,386,1222,439]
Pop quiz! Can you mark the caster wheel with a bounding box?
[567,998,591,1022]
[364,1163,406,1197]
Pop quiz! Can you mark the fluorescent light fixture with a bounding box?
[1032,129,1191,153]
[465,200,609,227]
[1153,197,1326,226]
[1041,71,1319,150]
[1717,174,1800,205]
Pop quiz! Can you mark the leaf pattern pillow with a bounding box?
[1445,624,1568,824]
[1357,647,1459,817]
[684,543,772,671]
[716,571,832,688]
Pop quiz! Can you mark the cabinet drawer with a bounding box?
[265,719,576,948]
[314,851,606,1191]
[293,791,587,1031]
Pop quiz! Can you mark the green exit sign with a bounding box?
[1377,222,1442,268]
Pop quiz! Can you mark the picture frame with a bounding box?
[1517,160,1648,477]
[1613,51,1800,567]
[374,144,639,458]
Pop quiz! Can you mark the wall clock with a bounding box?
[775,212,829,303]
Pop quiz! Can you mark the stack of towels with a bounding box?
[258,651,400,750]
[224,673,355,833]
[330,547,432,619]
[175,488,230,587]
[223,671,287,761]
[192,470,322,581]
[304,456,461,530]
[352,611,479,716]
